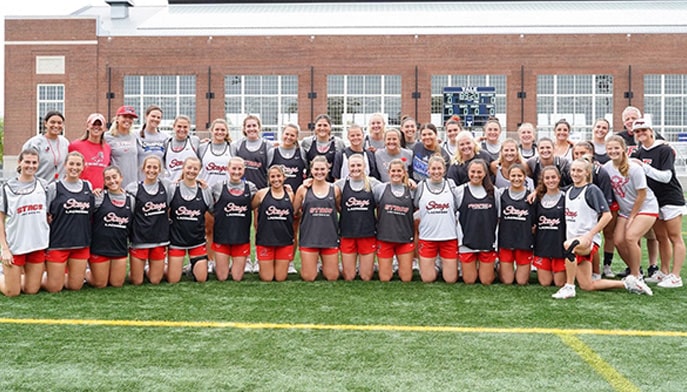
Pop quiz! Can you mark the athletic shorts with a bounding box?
[533,256,566,273]
[212,243,251,257]
[618,211,659,219]
[576,244,600,264]
[256,245,294,261]
[89,254,126,264]
[300,247,339,256]
[130,246,167,261]
[169,245,206,258]
[11,249,46,266]
[498,248,534,266]
[340,237,377,255]
[659,204,686,221]
[458,251,497,264]
[46,247,90,263]
[418,239,458,259]
[376,240,414,259]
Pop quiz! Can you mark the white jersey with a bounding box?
[416,180,458,241]
[1,178,50,254]
[565,185,603,245]
[165,137,198,181]
[199,142,232,187]
[603,161,659,218]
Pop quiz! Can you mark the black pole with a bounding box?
[206,66,213,130]
[106,66,114,128]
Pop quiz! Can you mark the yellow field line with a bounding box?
[0,317,685,338]
[557,333,640,392]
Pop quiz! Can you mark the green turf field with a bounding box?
[0,223,685,391]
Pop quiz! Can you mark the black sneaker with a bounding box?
[647,264,659,278]
[617,266,644,278]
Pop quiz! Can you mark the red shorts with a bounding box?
[169,245,206,258]
[212,243,251,257]
[46,247,90,263]
[498,248,534,266]
[458,251,497,264]
[376,240,414,259]
[576,244,599,264]
[300,247,339,256]
[256,245,294,261]
[340,237,377,255]
[130,246,167,261]
[89,254,126,264]
[533,256,566,273]
[418,239,458,259]
[11,249,46,266]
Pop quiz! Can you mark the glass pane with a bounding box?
[225,75,242,95]
[557,75,575,94]
[281,96,298,114]
[490,75,507,93]
[263,75,278,94]
[365,96,381,113]
[595,75,613,95]
[245,76,261,95]
[347,75,364,95]
[180,75,196,95]
[537,75,553,94]
[536,96,554,115]
[160,75,176,95]
[594,96,613,120]
[124,76,140,95]
[347,96,363,114]
[665,75,683,94]
[384,75,401,94]
[556,96,574,113]
[575,75,592,94]
[431,75,448,94]
[665,96,682,125]
[467,75,486,86]
[386,96,401,125]
[644,74,661,95]
[282,75,298,95]
[225,96,242,114]
[245,96,261,114]
[179,97,196,124]
[261,97,278,125]
[431,96,443,114]
[644,96,661,124]
[328,75,344,95]
[327,97,344,126]
[451,75,468,87]
[143,76,160,95]
[365,75,381,94]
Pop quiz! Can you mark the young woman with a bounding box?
[332,124,379,181]
[364,113,386,153]
[400,116,419,150]
[166,157,213,284]
[532,166,567,287]
[480,117,502,161]
[88,166,133,288]
[591,118,611,164]
[294,156,342,282]
[442,118,461,158]
[105,106,139,188]
[252,165,296,282]
[632,119,686,288]
[164,115,200,181]
[517,122,537,159]
[526,137,572,188]
[68,113,111,191]
[373,159,415,282]
[604,136,659,280]
[552,158,652,299]
[232,115,270,189]
[490,138,533,189]
[0,150,50,296]
[211,157,257,282]
[411,122,450,182]
[44,151,94,293]
[301,114,346,182]
[447,131,493,186]
[335,154,380,281]
[552,118,574,162]
[571,141,616,279]
[455,159,498,285]
[125,155,170,285]
[414,156,459,283]
[198,118,233,266]
[374,128,413,182]
[496,164,534,285]
[136,105,168,181]
[23,110,69,182]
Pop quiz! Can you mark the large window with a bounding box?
[536,74,613,140]
[124,75,197,132]
[644,74,687,142]
[431,74,506,136]
[224,75,298,141]
[37,84,64,135]
[327,75,402,138]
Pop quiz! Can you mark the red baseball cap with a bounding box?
[87,113,106,125]
[116,105,138,118]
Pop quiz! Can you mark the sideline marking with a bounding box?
[0,317,686,337]
[558,333,640,392]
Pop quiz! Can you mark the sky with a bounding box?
[0,0,165,116]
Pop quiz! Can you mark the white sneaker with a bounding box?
[207,260,216,274]
[411,258,419,271]
[603,265,615,278]
[657,274,683,288]
[287,262,298,274]
[591,273,601,281]
[552,284,576,299]
[182,263,192,277]
[391,256,399,274]
[624,275,653,296]
[644,270,667,284]
[244,258,254,274]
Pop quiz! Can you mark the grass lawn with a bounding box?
[0,220,685,391]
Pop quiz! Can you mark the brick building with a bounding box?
[4,0,687,160]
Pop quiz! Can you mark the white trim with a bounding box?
[5,40,98,46]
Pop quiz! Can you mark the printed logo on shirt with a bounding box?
[609,175,630,198]
[63,198,90,214]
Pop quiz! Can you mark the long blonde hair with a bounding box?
[452,131,480,165]
[606,135,630,177]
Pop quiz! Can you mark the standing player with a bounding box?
[44,152,94,293]
[164,115,200,181]
[233,115,270,190]
[136,105,168,181]
[68,113,111,191]
[23,110,70,182]
[301,114,346,182]
[0,150,50,296]
[332,124,380,181]
[447,131,493,186]
[106,106,139,188]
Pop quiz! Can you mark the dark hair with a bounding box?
[17,149,39,174]
[43,110,65,123]
[467,158,494,196]
[140,105,163,138]
[314,114,332,126]
[535,165,561,200]
[554,118,571,132]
